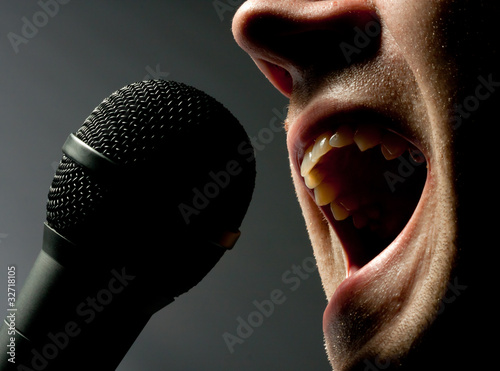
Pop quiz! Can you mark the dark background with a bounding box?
[0,1,330,370]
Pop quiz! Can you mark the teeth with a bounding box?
[300,124,418,228]
[380,132,407,160]
[300,144,315,177]
[304,168,326,189]
[409,147,426,164]
[300,133,334,177]
[311,132,334,162]
[331,201,350,221]
[314,180,341,206]
[354,124,382,151]
[337,194,360,212]
[329,125,354,148]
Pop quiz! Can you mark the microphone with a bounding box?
[0,80,256,370]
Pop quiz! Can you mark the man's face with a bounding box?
[233,0,498,369]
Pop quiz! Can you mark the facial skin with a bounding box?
[233,1,498,370]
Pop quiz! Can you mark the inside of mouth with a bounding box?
[300,124,427,272]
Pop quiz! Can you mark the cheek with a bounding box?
[377,0,457,82]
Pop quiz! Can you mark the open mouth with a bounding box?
[295,114,428,276]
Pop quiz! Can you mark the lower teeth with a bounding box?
[409,147,426,163]
[330,201,350,221]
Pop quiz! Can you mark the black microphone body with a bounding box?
[0,80,256,370]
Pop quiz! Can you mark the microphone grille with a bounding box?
[46,80,256,247]
[76,80,230,165]
[47,155,108,236]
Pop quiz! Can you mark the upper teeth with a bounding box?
[300,124,413,227]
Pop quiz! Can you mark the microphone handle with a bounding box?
[0,227,173,371]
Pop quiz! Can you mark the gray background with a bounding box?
[0,1,330,370]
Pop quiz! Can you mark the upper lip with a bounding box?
[288,98,427,172]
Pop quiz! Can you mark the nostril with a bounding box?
[257,60,294,97]
[279,12,382,72]
[254,12,382,97]
[233,1,382,94]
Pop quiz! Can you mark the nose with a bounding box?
[232,0,381,97]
